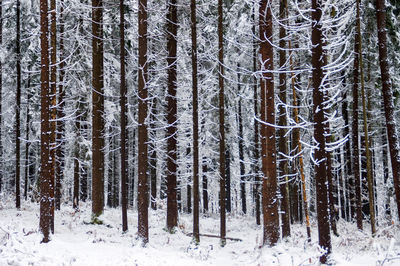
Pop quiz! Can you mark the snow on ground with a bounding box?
[1,199,400,265]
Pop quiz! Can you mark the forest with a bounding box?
[1,0,400,265]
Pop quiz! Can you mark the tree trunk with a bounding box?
[260,0,279,247]
[311,0,332,261]
[191,0,200,243]
[278,0,290,238]
[225,149,231,213]
[218,0,226,247]
[166,0,178,232]
[238,67,246,215]
[73,116,80,210]
[375,0,400,222]
[39,0,51,243]
[289,39,311,241]
[16,0,21,209]
[92,0,105,220]
[24,75,31,201]
[202,160,208,213]
[55,0,65,211]
[137,0,149,243]
[352,19,363,230]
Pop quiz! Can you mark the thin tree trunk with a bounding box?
[166,0,178,232]
[352,18,363,230]
[24,75,31,201]
[120,0,128,232]
[137,0,149,243]
[260,0,279,247]
[311,0,332,261]
[92,0,105,220]
[278,0,290,238]
[73,116,80,210]
[218,0,226,247]
[238,67,246,215]
[225,149,231,213]
[55,0,65,211]
[16,0,21,209]
[202,160,208,213]
[342,93,353,220]
[39,0,51,243]
[149,99,157,210]
[288,39,311,241]
[191,0,200,243]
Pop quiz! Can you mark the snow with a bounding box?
[1,200,400,265]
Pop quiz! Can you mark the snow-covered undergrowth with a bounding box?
[1,199,399,265]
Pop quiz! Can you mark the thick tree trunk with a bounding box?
[92,0,105,219]
[218,0,226,247]
[39,0,51,243]
[166,0,178,232]
[260,0,279,247]
[375,0,400,221]
[191,0,200,243]
[311,0,332,261]
[137,0,149,243]
[0,0,2,193]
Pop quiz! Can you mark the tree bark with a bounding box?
[39,0,51,243]
[166,0,178,232]
[92,0,105,220]
[260,0,279,247]
[120,0,128,232]
[278,0,290,238]
[311,0,332,261]
[352,18,363,230]
[238,67,246,215]
[375,0,400,221]
[191,0,200,243]
[16,0,21,209]
[137,0,149,243]
[218,0,226,247]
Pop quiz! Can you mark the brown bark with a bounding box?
[137,0,149,243]
[278,0,290,238]
[166,0,178,232]
[120,0,128,232]
[92,0,105,219]
[39,0,51,243]
[218,0,226,247]
[376,0,400,221]
[311,0,332,261]
[16,0,21,209]
[191,0,200,243]
[260,0,279,247]
[352,20,363,230]
[56,0,66,211]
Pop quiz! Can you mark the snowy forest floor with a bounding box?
[1,199,400,265]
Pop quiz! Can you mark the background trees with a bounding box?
[0,1,399,263]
